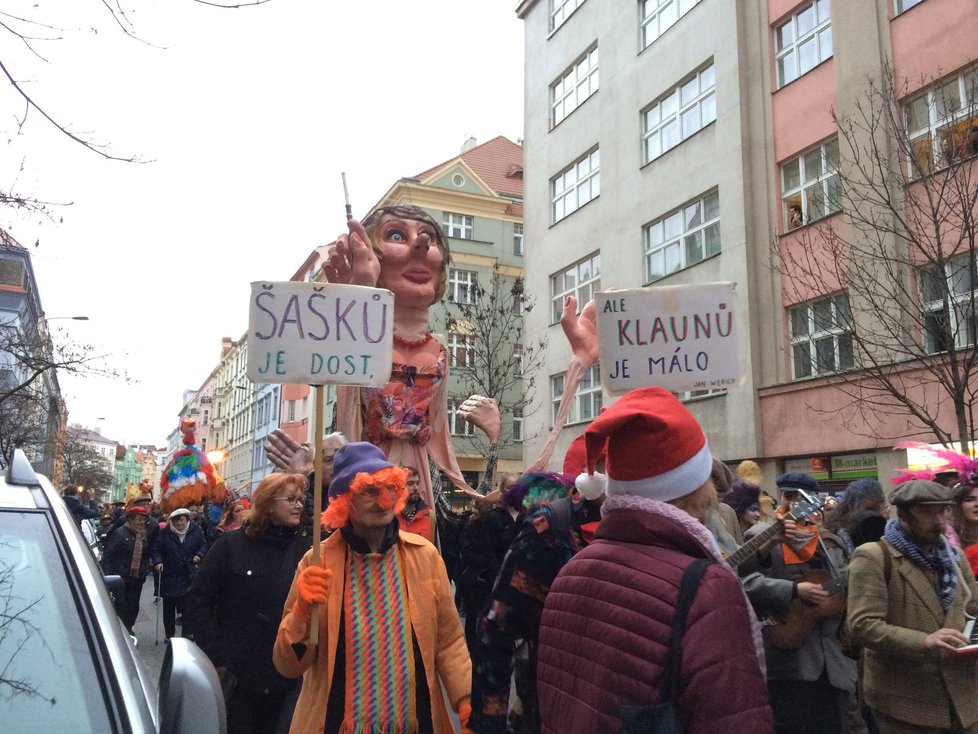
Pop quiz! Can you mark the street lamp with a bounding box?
[42,316,89,321]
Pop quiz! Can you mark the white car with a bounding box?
[0,449,226,733]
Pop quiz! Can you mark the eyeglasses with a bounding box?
[272,496,304,506]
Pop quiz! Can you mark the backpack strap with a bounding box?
[877,539,891,583]
[660,558,711,704]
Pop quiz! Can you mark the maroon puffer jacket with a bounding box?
[537,503,773,734]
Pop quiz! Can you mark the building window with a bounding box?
[201,438,207,452]
[0,259,25,288]
[512,278,525,315]
[906,68,978,175]
[443,212,474,239]
[551,148,600,223]
[447,268,478,305]
[513,408,523,442]
[894,0,924,13]
[551,44,599,127]
[919,254,978,354]
[287,400,296,423]
[645,189,720,282]
[775,0,832,88]
[781,138,840,228]
[642,62,716,164]
[512,344,524,375]
[513,223,524,256]
[640,0,700,50]
[551,364,603,425]
[447,331,476,369]
[551,0,585,32]
[789,293,854,379]
[551,252,601,324]
[448,399,476,436]
[203,409,209,426]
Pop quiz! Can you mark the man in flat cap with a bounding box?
[847,479,978,733]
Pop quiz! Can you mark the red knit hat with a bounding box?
[578,386,712,502]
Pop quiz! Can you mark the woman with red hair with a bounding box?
[187,473,311,733]
[273,441,471,734]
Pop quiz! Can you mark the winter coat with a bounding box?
[458,506,519,594]
[101,525,151,580]
[186,524,310,693]
[272,528,470,734]
[150,523,206,599]
[741,522,857,692]
[63,495,98,526]
[537,496,773,734]
[847,537,978,729]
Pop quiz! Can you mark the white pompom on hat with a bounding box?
[580,386,712,502]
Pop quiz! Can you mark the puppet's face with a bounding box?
[374,215,446,308]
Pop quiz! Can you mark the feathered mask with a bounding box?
[892,440,978,487]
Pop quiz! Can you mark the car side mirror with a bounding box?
[104,574,124,594]
[158,637,226,734]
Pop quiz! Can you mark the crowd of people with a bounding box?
[68,202,978,734]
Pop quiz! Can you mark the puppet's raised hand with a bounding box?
[459,395,500,444]
[322,219,381,288]
[264,429,314,475]
[560,294,599,366]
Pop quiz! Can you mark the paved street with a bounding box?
[132,577,167,684]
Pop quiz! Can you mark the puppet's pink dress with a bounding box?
[336,337,473,513]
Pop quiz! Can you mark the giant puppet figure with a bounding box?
[321,205,483,511]
[265,204,600,514]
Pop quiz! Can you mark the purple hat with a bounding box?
[722,479,761,515]
[328,442,394,500]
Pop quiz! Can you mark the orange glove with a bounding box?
[458,700,473,733]
[292,564,332,622]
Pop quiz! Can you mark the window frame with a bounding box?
[905,68,978,176]
[640,0,701,51]
[448,398,476,436]
[550,44,599,128]
[550,0,585,33]
[447,268,479,305]
[644,188,721,282]
[513,223,524,256]
[550,252,601,325]
[551,148,600,224]
[894,0,924,14]
[550,363,603,425]
[788,292,854,379]
[775,0,832,89]
[781,138,841,229]
[642,61,716,164]
[919,253,978,354]
[512,407,524,442]
[447,331,476,369]
[443,212,474,240]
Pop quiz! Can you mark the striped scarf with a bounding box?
[342,545,417,733]
[129,526,145,578]
[884,518,959,611]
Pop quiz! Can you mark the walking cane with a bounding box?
[155,587,161,646]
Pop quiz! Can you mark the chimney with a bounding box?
[461,136,478,153]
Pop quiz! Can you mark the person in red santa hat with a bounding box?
[536,386,773,734]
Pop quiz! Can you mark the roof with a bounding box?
[415,136,524,199]
[68,426,116,445]
[0,229,26,253]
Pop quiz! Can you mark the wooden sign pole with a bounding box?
[309,384,326,645]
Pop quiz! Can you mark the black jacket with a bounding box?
[186,524,310,691]
[151,524,207,598]
[101,525,152,580]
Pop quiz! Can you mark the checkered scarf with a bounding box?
[884,518,959,611]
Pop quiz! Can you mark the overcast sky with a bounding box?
[2,1,525,447]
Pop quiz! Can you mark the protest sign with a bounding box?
[247,281,394,387]
[596,282,740,395]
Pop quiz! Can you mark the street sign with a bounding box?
[595,282,741,394]
[247,281,394,387]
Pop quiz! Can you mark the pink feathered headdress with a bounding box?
[892,440,978,487]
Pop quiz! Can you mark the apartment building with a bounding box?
[517,0,978,492]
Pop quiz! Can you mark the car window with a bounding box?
[0,511,115,732]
